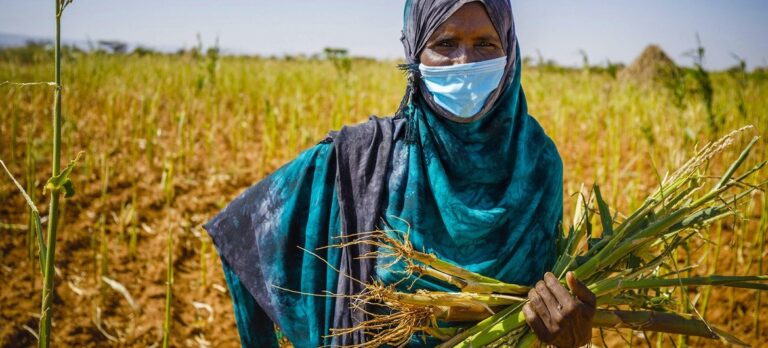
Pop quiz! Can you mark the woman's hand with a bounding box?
[523,272,596,348]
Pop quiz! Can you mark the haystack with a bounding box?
[619,44,679,85]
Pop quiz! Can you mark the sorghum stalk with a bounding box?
[38,1,63,346]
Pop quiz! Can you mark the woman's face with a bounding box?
[419,2,505,67]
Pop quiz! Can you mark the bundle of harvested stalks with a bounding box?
[299,126,767,347]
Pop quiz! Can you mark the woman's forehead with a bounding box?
[429,2,499,39]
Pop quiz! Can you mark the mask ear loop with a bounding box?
[396,63,421,144]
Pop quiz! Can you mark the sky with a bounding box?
[1,0,767,70]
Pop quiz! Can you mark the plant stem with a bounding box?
[593,310,748,346]
[26,128,37,290]
[39,1,63,346]
[436,304,520,348]
[412,250,509,286]
[755,192,766,338]
[440,309,751,347]
[591,275,768,296]
[162,226,174,348]
[390,291,524,307]
[700,222,723,317]
[453,309,528,347]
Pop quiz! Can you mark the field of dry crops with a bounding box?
[1,47,767,347]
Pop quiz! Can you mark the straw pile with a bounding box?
[619,45,679,85]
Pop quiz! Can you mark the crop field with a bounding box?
[1,44,767,347]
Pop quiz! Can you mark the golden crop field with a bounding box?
[1,44,767,347]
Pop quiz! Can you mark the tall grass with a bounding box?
[0,40,766,346]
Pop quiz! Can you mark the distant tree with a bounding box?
[578,49,589,71]
[97,40,127,54]
[0,41,50,64]
[132,46,159,56]
[323,47,352,76]
[753,66,768,82]
[603,60,623,79]
[522,55,533,67]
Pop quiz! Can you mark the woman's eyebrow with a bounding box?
[430,33,458,42]
[473,34,501,42]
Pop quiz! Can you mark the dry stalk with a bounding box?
[326,226,529,295]
[667,125,753,184]
[295,237,524,347]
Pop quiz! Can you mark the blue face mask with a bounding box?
[419,56,507,119]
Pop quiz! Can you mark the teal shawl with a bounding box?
[377,51,562,294]
[205,1,563,347]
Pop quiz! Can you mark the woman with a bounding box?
[205,0,595,347]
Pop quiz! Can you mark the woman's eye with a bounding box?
[437,41,453,47]
[477,41,495,48]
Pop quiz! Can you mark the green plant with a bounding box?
[39,2,68,345]
[730,53,749,120]
[162,226,174,348]
[314,128,766,347]
[686,34,718,134]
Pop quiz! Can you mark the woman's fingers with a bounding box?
[534,279,564,326]
[566,271,596,307]
[523,303,554,343]
[528,288,555,332]
[544,272,573,303]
